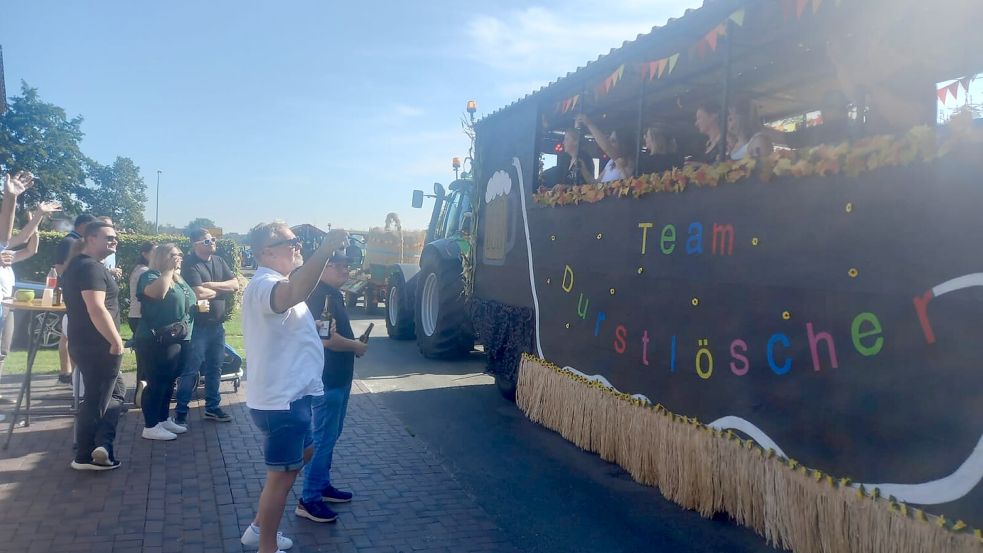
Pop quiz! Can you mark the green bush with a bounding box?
[15,231,244,322]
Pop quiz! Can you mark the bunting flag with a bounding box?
[558,94,582,114]
[641,53,680,81]
[936,78,974,105]
[595,64,625,97]
[728,8,746,27]
[704,23,727,51]
[796,0,810,19]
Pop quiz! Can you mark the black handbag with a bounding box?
[151,282,193,344]
[152,320,189,344]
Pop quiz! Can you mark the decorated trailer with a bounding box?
[399,0,983,551]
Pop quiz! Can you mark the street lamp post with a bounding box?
[155,170,161,234]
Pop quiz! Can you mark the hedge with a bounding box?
[15,231,244,322]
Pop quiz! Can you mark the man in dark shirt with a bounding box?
[54,213,97,384]
[61,221,124,471]
[176,228,240,425]
[296,252,368,523]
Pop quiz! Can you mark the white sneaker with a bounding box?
[161,417,187,434]
[91,446,111,466]
[240,524,293,550]
[141,423,177,441]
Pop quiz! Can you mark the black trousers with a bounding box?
[72,347,124,462]
[136,340,190,428]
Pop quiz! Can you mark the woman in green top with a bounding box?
[136,243,196,441]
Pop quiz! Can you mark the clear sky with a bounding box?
[1,0,696,233]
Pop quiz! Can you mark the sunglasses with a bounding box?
[194,238,216,245]
[267,237,303,250]
[104,235,119,243]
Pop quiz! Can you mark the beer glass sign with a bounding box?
[483,169,512,263]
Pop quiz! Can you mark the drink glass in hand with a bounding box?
[197,299,210,313]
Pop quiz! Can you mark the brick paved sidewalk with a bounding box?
[0,374,518,553]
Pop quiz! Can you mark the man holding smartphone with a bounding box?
[295,251,368,524]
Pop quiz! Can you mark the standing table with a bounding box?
[2,299,68,449]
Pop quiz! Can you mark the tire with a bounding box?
[385,272,415,340]
[32,312,62,349]
[414,255,474,358]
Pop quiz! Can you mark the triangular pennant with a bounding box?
[728,8,746,26]
[937,86,949,104]
[571,95,579,111]
[797,0,810,18]
[812,0,823,14]
[948,81,961,101]
[667,53,679,75]
[706,24,725,51]
[959,77,972,91]
[656,58,669,78]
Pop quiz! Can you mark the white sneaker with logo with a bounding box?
[161,417,187,434]
[141,423,177,441]
[240,524,293,550]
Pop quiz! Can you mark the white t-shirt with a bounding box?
[128,264,149,318]
[243,266,324,410]
[600,158,630,182]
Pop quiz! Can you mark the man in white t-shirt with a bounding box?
[240,221,347,553]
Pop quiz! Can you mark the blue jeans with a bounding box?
[301,378,353,503]
[175,324,225,415]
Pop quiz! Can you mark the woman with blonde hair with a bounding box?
[134,244,196,440]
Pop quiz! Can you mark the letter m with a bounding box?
[711,223,734,256]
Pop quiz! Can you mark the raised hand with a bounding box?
[4,171,35,197]
[324,228,349,252]
[34,200,62,217]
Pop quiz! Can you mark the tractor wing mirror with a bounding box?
[411,190,425,209]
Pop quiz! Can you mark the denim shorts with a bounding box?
[249,395,315,471]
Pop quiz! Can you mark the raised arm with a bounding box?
[7,201,61,249]
[0,172,34,245]
[12,227,39,263]
[270,229,347,314]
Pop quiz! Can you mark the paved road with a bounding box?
[349,313,776,553]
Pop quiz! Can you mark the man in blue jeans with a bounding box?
[176,228,239,425]
[296,252,367,523]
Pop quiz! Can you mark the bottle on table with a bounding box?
[42,267,57,306]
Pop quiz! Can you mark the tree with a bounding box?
[185,218,217,234]
[80,157,148,232]
[0,82,88,213]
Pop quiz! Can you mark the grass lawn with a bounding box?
[2,310,246,376]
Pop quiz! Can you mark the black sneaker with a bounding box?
[57,373,72,385]
[295,500,338,523]
[203,408,232,422]
[321,485,353,503]
[174,412,188,426]
[71,459,120,471]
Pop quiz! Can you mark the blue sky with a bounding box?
[2,0,695,233]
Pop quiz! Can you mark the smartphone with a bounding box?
[359,323,374,343]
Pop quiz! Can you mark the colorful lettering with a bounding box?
[851,312,884,357]
[806,322,839,372]
[767,333,792,375]
[594,311,606,337]
[614,325,627,354]
[660,225,676,254]
[686,222,703,254]
[729,339,749,375]
[638,223,653,254]
[562,265,574,293]
[912,290,936,344]
[641,330,651,366]
[711,223,735,256]
[695,339,713,379]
